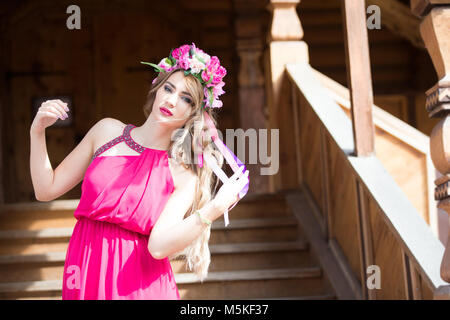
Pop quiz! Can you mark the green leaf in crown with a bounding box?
[165,57,174,66]
[208,87,214,107]
[140,61,164,73]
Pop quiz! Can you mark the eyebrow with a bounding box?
[166,81,193,98]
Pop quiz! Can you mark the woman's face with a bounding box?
[151,71,195,128]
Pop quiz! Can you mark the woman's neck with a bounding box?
[132,116,174,151]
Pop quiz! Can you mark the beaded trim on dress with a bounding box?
[91,124,146,160]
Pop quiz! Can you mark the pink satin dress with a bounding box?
[62,124,180,300]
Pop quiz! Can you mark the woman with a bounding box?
[29,43,249,299]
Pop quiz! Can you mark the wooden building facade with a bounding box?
[0,0,449,299]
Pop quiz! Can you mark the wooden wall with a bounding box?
[0,0,441,203]
[1,0,243,203]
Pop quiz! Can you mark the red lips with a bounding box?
[159,107,173,116]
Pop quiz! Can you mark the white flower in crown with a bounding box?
[195,50,211,65]
[188,50,210,73]
[188,57,206,74]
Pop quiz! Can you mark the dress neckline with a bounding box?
[125,124,168,154]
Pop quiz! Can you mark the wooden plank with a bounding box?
[320,127,331,240]
[402,251,414,300]
[410,264,423,299]
[298,95,325,214]
[357,182,376,299]
[327,141,362,283]
[367,194,407,299]
[291,84,303,185]
[341,0,375,156]
[355,181,368,299]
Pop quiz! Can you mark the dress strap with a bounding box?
[123,124,147,154]
[92,124,145,160]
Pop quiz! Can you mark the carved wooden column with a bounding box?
[233,0,269,194]
[411,0,450,282]
[264,0,308,192]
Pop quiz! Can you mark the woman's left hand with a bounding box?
[210,167,249,221]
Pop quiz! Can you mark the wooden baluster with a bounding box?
[264,0,308,192]
[411,0,450,283]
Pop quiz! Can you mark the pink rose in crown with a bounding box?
[212,65,227,85]
[172,45,190,69]
[201,56,227,86]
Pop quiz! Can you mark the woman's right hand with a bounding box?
[30,99,70,134]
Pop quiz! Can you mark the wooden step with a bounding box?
[0,194,290,230]
[173,241,312,272]
[177,267,325,299]
[210,217,302,244]
[0,241,307,265]
[0,217,302,255]
[0,200,78,231]
[0,241,311,281]
[0,267,324,300]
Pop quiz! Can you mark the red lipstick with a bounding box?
[160,107,173,116]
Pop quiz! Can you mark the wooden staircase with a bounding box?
[0,193,336,300]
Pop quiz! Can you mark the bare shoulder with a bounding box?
[168,158,198,191]
[91,117,126,151]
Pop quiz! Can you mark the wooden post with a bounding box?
[234,0,269,194]
[410,0,450,283]
[0,15,7,204]
[264,0,309,192]
[341,0,375,157]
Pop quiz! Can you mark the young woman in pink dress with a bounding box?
[29,43,249,300]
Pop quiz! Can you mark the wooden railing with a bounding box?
[312,69,441,241]
[286,61,450,299]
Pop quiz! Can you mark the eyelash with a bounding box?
[164,86,193,105]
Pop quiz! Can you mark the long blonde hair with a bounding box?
[143,69,224,281]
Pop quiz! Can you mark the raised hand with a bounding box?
[30,99,70,134]
[211,167,249,220]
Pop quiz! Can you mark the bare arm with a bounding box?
[148,175,222,259]
[148,167,249,259]
[30,126,95,201]
[29,129,55,201]
[30,101,111,201]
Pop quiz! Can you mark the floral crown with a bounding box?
[141,43,227,109]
